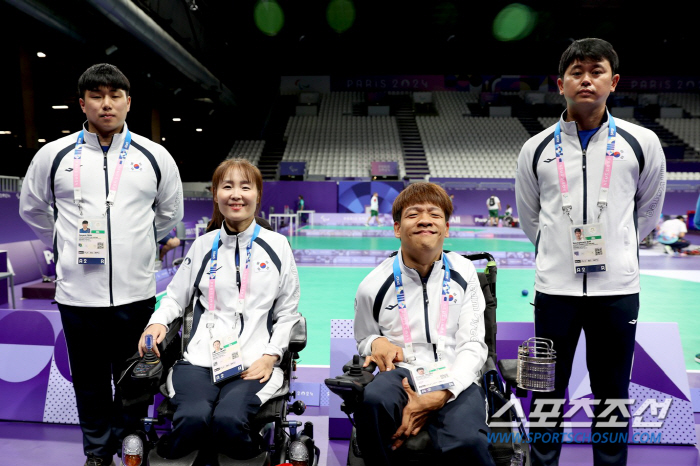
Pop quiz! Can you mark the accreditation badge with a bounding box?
[210,332,243,384]
[76,218,107,265]
[410,362,455,396]
[570,223,608,274]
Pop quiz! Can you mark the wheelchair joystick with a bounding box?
[132,334,163,379]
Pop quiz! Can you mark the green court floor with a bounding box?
[289,236,535,252]
[297,267,700,370]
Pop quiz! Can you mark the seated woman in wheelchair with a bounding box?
[138,159,301,460]
[353,182,495,466]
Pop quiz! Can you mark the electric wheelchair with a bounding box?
[118,308,319,466]
[324,252,529,466]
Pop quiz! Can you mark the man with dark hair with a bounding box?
[516,39,666,466]
[19,63,183,466]
[353,182,494,466]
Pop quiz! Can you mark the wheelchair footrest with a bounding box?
[147,448,198,466]
[217,451,269,466]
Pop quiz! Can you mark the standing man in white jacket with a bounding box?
[19,64,183,466]
[515,39,665,466]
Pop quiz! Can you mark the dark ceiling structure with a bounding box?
[1,0,696,181]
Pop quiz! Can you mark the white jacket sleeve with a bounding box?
[19,149,55,247]
[147,244,200,329]
[448,262,488,400]
[265,241,302,359]
[154,148,183,241]
[635,139,666,239]
[515,144,541,245]
[354,278,383,357]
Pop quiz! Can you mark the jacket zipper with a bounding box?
[580,136,588,297]
[421,278,439,361]
[103,150,114,306]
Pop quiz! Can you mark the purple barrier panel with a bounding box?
[498,322,695,444]
[0,251,7,305]
[0,240,54,285]
[183,198,214,224]
[431,178,518,221]
[338,181,405,214]
[260,181,338,217]
[0,309,71,423]
[338,182,370,214]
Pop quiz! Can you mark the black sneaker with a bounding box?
[84,455,115,466]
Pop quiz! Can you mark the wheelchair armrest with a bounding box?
[324,355,376,407]
[497,359,518,386]
[289,317,307,354]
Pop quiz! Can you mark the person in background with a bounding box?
[158,230,181,261]
[366,192,382,226]
[657,215,690,256]
[486,195,500,226]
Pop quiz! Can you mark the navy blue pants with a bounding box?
[355,367,495,466]
[58,297,154,460]
[529,292,639,466]
[166,361,270,459]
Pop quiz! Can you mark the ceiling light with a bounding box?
[162,137,166,141]
[37,52,46,58]
[0,131,11,135]
[172,118,181,122]
[38,139,46,143]
[62,130,70,134]
[52,105,69,109]
[196,128,203,132]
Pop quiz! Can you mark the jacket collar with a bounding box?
[81,121,129,150]
[219,218,258,246]
[558,108,610,136]
[397,249,444,282]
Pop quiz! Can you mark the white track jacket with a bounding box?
[19,123,183,307]
[516,110,666,296]
[354,250,487,401]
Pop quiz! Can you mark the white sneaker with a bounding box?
[663,245,673,255]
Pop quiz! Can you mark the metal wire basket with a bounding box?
[516,337,556,392]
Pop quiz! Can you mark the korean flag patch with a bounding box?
[130,161,143,172]
[256,261,270,272]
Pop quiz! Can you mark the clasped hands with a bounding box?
[364,338,451,450]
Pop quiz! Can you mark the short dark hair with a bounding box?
[392,182,452,223]
[82,220,89,224]
[676,215,685,220]
[575,228,582,233]
[559,38,619,78]
[78,64,131,98]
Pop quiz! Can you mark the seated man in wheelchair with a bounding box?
[351,182,495,466]
[136,159,302,462]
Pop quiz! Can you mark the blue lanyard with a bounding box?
[392,252,452,361]
[209,223,261,312]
